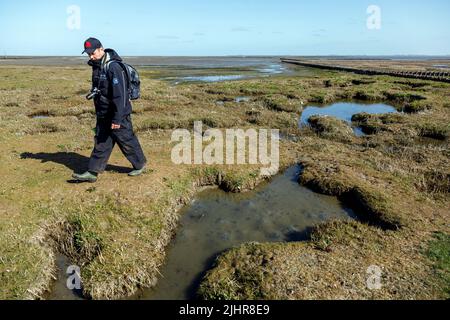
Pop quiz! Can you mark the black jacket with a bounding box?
[88,49,132,124]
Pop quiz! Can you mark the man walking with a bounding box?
[73,38,147,182]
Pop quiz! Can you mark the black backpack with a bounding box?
[106,61,141,100]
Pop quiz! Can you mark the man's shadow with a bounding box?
[20,152,131,183]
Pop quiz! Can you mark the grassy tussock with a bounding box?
[416,123,450,140]
[307,115,353,143]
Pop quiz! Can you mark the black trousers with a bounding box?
[88,115,147,173]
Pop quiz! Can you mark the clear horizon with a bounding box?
[3,54,450,58]
[1,0,449,56]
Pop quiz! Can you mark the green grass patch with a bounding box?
[426,232,450,297]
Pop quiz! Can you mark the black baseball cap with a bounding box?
[82,37,102,54]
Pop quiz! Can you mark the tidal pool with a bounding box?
[299,102,398,136]
[178,75,247,83]
[32,116,50,119]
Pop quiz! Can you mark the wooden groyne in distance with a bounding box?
[281,58,450,83]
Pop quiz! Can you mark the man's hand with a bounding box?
[111,123,121,130]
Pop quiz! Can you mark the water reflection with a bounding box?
[299,102,398,136]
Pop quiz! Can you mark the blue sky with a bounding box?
[0,0,449,56]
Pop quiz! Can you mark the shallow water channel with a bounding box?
[48,166,356,300]
[137,166,356,300]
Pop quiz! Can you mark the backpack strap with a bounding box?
[104,60,131,90]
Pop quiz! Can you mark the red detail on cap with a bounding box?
[85,41,92,48]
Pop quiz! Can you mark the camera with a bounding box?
[86,87,100,100]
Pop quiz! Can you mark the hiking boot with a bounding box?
[128,166,146,177]
[72,171,98,182]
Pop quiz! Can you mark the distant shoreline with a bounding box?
[2,55,450,59]
[1,55,449,67]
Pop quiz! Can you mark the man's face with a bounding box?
[88,47,105,61]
